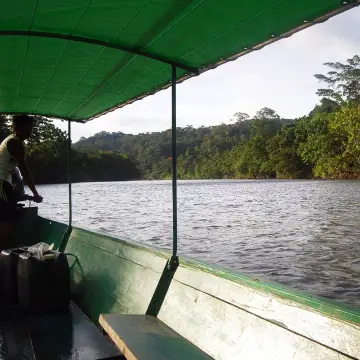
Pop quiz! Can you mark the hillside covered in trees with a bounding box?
[0,117,140,184]
[74,55,360,180]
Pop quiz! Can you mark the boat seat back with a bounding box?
[63,225,360,360]
[157,265,360,360]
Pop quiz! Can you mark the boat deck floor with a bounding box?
[0,302,124,360]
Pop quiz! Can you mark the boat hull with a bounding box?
[11,209,360,359]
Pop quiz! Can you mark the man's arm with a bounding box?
[7,138,42,202]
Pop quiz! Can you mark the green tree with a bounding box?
[309,98,340,116]
[235,117,282,178]
[267,124,308,178]
[254,107,280,120]
[329,104,360,177]
[314,55,360,105]
[296,112,342,178]
[232,112,250,123]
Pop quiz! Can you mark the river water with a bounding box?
[36,180,360,307]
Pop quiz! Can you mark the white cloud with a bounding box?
[55,7,360,141]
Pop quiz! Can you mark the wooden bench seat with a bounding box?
[99,314,213,360]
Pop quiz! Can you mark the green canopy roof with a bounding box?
[0,0,357,122]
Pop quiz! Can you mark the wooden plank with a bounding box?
[158,280,354,360]
[172,266,360,359]
[178,256,360,324]
[99,314,213,360]
[69,227,168,273]
[66,228,167,323]
[28,302,123,360]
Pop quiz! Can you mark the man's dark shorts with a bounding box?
[0,180,17,222]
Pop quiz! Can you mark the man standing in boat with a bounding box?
[0,115,43,245]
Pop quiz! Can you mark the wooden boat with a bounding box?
[2,1,360,359]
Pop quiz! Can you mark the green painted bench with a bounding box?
[99,314,214,360]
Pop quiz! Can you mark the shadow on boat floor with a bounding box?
[0,302,124,360]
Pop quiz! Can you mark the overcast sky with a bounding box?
[53,7,360,142]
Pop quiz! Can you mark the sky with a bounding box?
[53,7,360,142]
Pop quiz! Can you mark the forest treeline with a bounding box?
[74,55,360,180]
[0,117,140,184]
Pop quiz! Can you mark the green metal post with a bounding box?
[68,119,72,227]
[59,120,72,252]
[169,65,179,269]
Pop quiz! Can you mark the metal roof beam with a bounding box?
[0,30,199,74]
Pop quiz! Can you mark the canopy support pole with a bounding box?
[68,119,72,228]
[59,120,72,252]
[169,65,179,270]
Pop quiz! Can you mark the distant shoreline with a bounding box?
[36,177,360,185]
